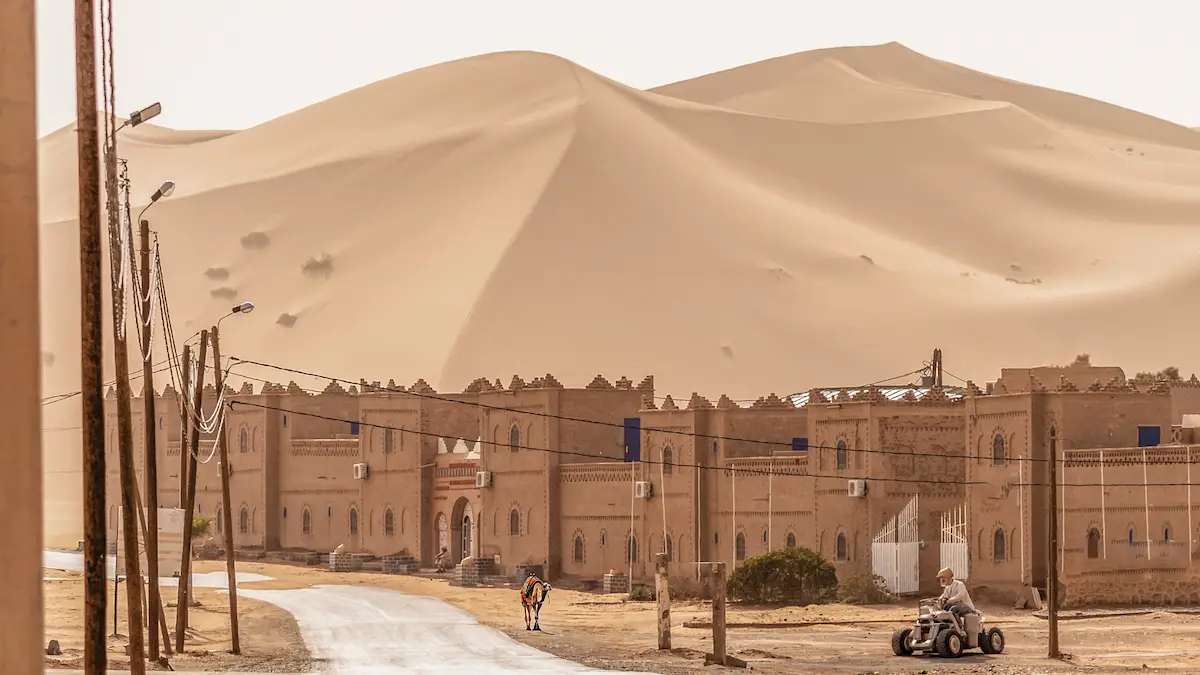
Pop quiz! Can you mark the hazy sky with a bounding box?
[35,1,1199,134]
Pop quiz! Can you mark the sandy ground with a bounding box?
[214,559,1200,674]
[41,566,311,673]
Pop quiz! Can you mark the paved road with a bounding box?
[241,585,655,674]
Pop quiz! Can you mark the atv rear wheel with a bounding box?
[935,629,964,658]
[891,628,914,656]
[980,626,1005,654]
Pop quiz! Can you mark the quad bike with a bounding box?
[891,597,1005,658]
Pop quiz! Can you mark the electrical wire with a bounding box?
[227,399,1200,488]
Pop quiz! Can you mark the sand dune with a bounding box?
[36,42,1200,544]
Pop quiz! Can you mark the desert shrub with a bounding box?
[836,572,895,605]
[629,584,655,601]
[191,515,211,540]
[726,547,837,604]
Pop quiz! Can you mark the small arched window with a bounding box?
[836,440,848,470]
[662,448,673,475]
[1087,528,1100,558]
[349,508,359,536]
[992,434,1005,466]
[735,532,746,561]
[239,427,249,453]
[836,533,848,561]
[302,509,312,535]
[993,528,1006,563]
[384,509,395,536]
[599,531,607,548]
[509,509,520,536]
[573,536,584,563]
[1128,525,1136,544]
[628,535,638,563]
[509,425,520,452]
[664,534,673,562]
[786,532,797,549]
[158,415,164,430]
[1163,524,1172,542]
[383,428,394,454]
[762,530,769,545]
[239,507,249,534]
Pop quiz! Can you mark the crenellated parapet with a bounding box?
[659,395,678,411]
[409,378,435,394]
[752,393,791,409]
[716,394,739,409]
[687,393,713,410]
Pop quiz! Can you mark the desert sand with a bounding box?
[37,42,1200,545]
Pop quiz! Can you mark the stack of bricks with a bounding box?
[453,558,494,587]
[382,555,419,575]
[603,572,630,594]
[328,551,362,573]
[515,563,544,581]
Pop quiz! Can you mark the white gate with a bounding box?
[940,505,969,580]
[871,495,920,595]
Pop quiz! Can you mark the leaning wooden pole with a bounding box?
[73,1,109,672]
[175,331,207,653]
[210,326,241,653]
[129,473,172,658]
[137,217,162,660]
[0,1,44,673]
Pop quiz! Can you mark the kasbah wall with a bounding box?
[103,363,1200,607]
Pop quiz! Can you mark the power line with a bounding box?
[227,399,1200,488]
[229,357,1066,465]
[42,358,173,405]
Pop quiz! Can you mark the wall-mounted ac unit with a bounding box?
[635,481,653,499]
[352,463,369,480]
[847,479,867,498]
[475,471,493,488]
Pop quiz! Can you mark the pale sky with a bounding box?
[36,1,1199,134]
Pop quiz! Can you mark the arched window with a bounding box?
[628,535,638,563]
[836,533,847,561]
[509,425,520,452]
[992,434,1005,466]
[1087,528,1100,558]
[384,509,395,536]
[836,440,848,470]
[383,428,394,453]
[664,534,673,562]
[762,530,769,545]
[239,427,249,453]
[349,508,359,536]
[509,509,520,536]
[662,448,673,475]
[735,532,746,561]
[599,530,607,548]
[993,528,1005,563]
[302,508,312,535]
[785,532,797,549]
[158,415,164,430]
[1128,525,1136,544]
[239,507,249,534]
[1163,524,1172,542]
[573,536,584,563]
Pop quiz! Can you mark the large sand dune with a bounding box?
[37,42,1200,543]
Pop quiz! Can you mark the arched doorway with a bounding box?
[436,513,449,560]
[450,497,474,562]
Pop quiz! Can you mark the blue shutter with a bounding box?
[1137,425,1161,447]
[623,418,641,462]
[350,422,360,435]
[792,437,809,452]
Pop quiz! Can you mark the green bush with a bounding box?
[836,572,895,604]
[726,548,837,604]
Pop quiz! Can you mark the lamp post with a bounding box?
[209,300,254,654]
[136,178,174,661]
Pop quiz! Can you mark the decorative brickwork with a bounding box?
[603,572,630,594]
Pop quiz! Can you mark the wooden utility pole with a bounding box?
[109,165,147,675]
[175,331,207,653]
[128,476,172,657]
[73,1,110,672]
[179,344,190,506]
[703,562,745,668]
[654,553,671,650]
[210,326,241,653]
[138,218,163,660]
[0,1,44,672]
[1047,430,1061,658]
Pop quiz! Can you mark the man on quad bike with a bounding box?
[936,567,975,619]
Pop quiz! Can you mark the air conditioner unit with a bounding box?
[847,479,867,498]
[352,463,369,480]
[475,471,493,488]
[635,481,653,499]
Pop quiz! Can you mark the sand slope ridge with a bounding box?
[36,44,1200,544]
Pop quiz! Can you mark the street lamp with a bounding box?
[138,180,175,223]
[117,102,162,132]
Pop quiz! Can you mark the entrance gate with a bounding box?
[871,495,920,595]
[940,505,969,579]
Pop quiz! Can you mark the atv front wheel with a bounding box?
[980,626,1005,654]
[891,628,914,656]
[935,629,964,658]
